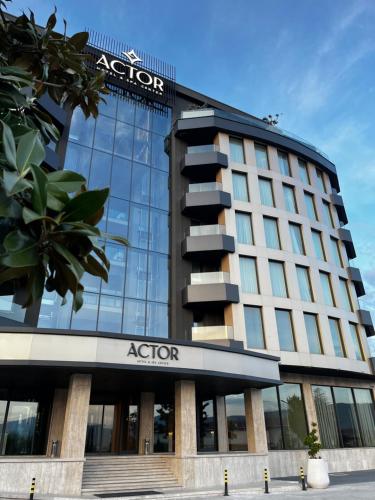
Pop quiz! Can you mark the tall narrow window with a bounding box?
[244,306,265,349]
[322,201,334,228]
[269,261,288,297]
[255,143,269,169]
[239,256,259,294]
[332,387,362,447]
[298,159,310,185]
[316,169,326,193]
[296,266,313,302]
[320,272,335,306]
[259,178,274,207]
[235,212,253,245]
[304,192,318,221]
[275,309,295,351]
[283,184,298,213]
[263,217,281,250]
[311,230,326,261]
[312,385,341,448]
[352,389,375,446]
[289,223,305,255]
[225,394,247,451]
[304,313,322,354]
[263,384,308,450]
[232,172,249,201]
[349,323,364,361]
[278,151,291,176]
[329,318,346,357]
[339,278,353,312]
[229,137,245,163]
[330,237,343,267]
[254,144,270,170]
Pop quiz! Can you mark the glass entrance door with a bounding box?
[121,403,139,453]
[86,405,115,453]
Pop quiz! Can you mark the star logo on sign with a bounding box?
[122,49,142,65]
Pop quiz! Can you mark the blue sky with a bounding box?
[8,0,375,351]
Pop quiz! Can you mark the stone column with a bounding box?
[244,388,268,453]
[302,383,319,433]
[138,392,155,454]
[175,380,197,457]
[47,388,68,456]
[216,395,228,452]
[60,374,92,458]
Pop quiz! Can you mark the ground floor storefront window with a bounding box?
[196,397,217,452]
[0,393,49,455]
[262,383,308,450]
[225,394,247,451]
[312,386,375,448]
[154,401,174,452]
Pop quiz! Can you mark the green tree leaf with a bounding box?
[16,130,45,173]
[30,164,48,214]
[51,241,85,281]
[61,188,109,222]
[1,119,17,169]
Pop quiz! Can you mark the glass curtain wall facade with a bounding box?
[37,93,171,338]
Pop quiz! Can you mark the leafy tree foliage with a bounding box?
[304,422,322,459]
[0,0,127,312]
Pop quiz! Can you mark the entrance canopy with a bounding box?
[0,328,281,392]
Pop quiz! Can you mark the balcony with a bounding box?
[182,272,239,307]
[181,182,231,218]
[331,193,348,225]
[358,309,374,337]
[338,228,356,260]
[181,144,228,180]
[192,325,234,342]
[182,224,235,259]
[347,267,365,297]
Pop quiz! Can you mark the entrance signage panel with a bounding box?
[127,342,179,362]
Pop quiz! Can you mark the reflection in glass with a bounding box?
[107,198,129,237]
[110,156,131,200]
[232,172,249,201]
[131,162,150,205]
[353,389,375,446]
[147,253,169,302]
[117,98,135,125]
[146,302,168,338]
[64,142,91,179]
[133,128,151,164]
[304,313,322,354]
[197,398,217,452]
[125,249,147,300]
[98,92,118,118]
[2,402,38,455]
[312,385,340,448]
[154,402,174,452]
[150,169,169,210]
[114,121,133,159]
[263,387,283,450]
[93,115,115,153]
[259,178,274,206]
[333,387,362,447]
[38,291,73,329]
[135,106,152,130]
[70,292,99,331]
[276,309,295,351]
[122,299,146,335]
[149,210,169,254]
[86,405,115,453]
[89,150,112,189]
[244,306,264,349]
[264,217,280,249]
[225,394,247,451]
[279,384,307,449]
[98,295,123,333]
[69,108,95,147]
[152,133,169,171]
[129,204,149,250]
[101,244,126,296]
[235,212,253,245]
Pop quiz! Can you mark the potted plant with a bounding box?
[303,422,329,489]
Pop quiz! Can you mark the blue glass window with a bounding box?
[133,128,151,164]
[64,142,91,179]
[101,244,126,296]
[97,295,122,333]
[129,204,149,250]
[117,97,135,125]
[114,121,133,159]
[152,133,169,171]
[131,162,150,205]
[150,169,169,210]
[89,150,112,189]
[149,209,169,254]
[69,108,95,147]
[125,248,148,300]
[107,198,129,238]
[93,115,116,154]
[110,156,131,200]
[147,253,168,302]
[123,299,146,335]
[146,302,168,338]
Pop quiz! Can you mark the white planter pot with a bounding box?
[307,458,329,489]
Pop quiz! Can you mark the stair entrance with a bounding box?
[82,455,180,495]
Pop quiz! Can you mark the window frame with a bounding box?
[275,308,296,352]
[298,159,310,185]
[304,312,324,354]
[259,177,275,207]
[289,222,305,255]
[269,260,289,298]
[296,265,314,302]
[319,271,336,307]
[328,317,347,358]
[304,191,318,221]
[277,150,291,177]
[254,142,269,170]
[232,171,250,202]
[263,216,281,250]
[283,183,298,213]
[229,136,245,164]
[244,305,266,349]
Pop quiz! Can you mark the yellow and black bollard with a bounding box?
[264,468,269,494]
[223,468,229,496]
[300,466,306,491]
[29,477,36,500]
